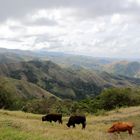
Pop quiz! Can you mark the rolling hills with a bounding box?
[0,60,102,99]
[0,48,140,100]
[0,48,36,64]
[103,61,140,78]
[0,59,140,100]
[1,48,140,78]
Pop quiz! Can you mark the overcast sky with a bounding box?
[0,0,140,58]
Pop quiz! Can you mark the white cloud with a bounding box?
[111,14,122,25]
[0,0,140,58]
[128,0,140,5]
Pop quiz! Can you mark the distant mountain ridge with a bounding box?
[103,61,140,78]
[1,48,140,78]
[0,48,36,64]
[0,48,117,69]
[0,48,140,100]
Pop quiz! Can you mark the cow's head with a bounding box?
[108,126,115,133]
[42,116,46,121]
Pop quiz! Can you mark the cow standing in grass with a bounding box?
[42,113,62,124]
[108,122,134,140]
[66,115,86,129]
[108,122,134,135]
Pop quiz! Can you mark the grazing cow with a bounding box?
[108,122,134,135]
[42,113,62,124]
[66,115,86,129]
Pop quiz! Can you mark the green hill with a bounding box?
[0,60,101,99]
[0,60,140,100]
[0,76,56,100]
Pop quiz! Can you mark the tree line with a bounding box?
[1,86,140,115]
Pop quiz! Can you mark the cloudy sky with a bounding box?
[0,0,140,58]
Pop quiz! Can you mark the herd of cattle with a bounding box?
[42,113,135,135]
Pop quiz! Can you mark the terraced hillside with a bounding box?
[0,106,140,140]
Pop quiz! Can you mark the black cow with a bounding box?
[42,113,62,124]
[66,115,86,129]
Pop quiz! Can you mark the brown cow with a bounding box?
[108,122,134,135]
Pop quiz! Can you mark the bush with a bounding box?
[2,86,140,115]
[99,88,132,110]
[0,83,17,109]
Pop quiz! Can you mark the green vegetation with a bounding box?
[0,76,57,111]
[71,87,140,114]
[0,60,140,100]
[0,50,140,117]
[1,76,140,115]
[1,87,138,115]
[0,49,140,139]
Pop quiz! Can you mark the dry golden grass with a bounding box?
[0,106,140,140]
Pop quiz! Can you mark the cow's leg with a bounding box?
[116,133,121,140]
[128,129,133,140]
[126,133,133,140]
[59,119,63,124]
[128,129,133,135]
[82,122,86,129]
[73,124,75,128]
[113,132,119,140]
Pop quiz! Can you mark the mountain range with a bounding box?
[0,48,140,100]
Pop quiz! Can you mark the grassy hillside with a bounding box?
[0,76,56,100]
[0,60,140,100]
[0,106,140,140]
[0,60,102,99]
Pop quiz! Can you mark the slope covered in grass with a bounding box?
[0,76,56,100]
[0,106,140,140]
